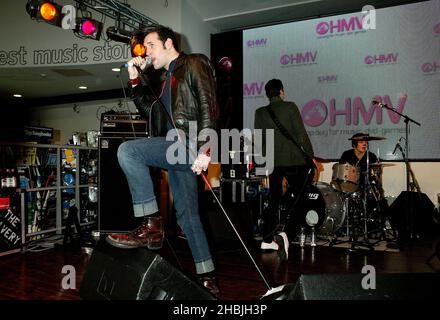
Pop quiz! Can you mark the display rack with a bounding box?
[0,142,98,255]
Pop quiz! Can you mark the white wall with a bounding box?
[181,0,218,55]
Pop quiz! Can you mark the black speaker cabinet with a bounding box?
[80,240,216,300]
[288,273,440,300]
[98,136,140,233]
[388,191,435,241]
[200,190,255,247]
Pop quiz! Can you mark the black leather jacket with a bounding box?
[129,52,218,150]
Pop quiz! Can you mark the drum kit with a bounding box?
[288,135,392,250]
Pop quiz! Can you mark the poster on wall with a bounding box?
[243,0,440,160]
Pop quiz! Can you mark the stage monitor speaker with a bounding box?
[79,240,216,300]
[98,136,139,233]
[287,273,440,300]
[388,191,435,240]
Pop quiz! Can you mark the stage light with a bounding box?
[40,2,56,20]
[132,43,146,57]
[75,18,103,40]
[26,0,62,27]
[106,26,132,44]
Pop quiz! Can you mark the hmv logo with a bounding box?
[247,38,268,48]
[318,75,338,83]
[421,62,440,74]
[243,82,264,96]
[316,6,375,36]
[316,17,363,35]
[364,53,398,65]
[280,51,318,66]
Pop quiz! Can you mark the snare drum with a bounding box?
[331,163,359,193]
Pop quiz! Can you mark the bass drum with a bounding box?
[295,182,346,236]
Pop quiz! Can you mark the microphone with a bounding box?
[121,56,152,68]
[372,100,388,108]
[392,137,404,155]
[392,142,400,155]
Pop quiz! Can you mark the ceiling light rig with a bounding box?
[26,0,63,27]
[26,0,159,43]
[74,0,158,33]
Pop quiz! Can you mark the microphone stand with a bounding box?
[380,103,420,191]
[380,103,421,246]
[136,67,277,296]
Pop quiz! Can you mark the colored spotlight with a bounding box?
[26,0,62,27]
[81,20,96,35]
[39,2,56,21]
[132,43,146,57]
[75,18,103,40]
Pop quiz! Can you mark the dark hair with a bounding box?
[140,25,180,52]
[265,79,283,99]
[350,132,368,147]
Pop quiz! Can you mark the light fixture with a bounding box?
[78,86,87,90]
[75,17,103,40]
[111,68,120,72]
[132,43,146,57]
[106,26,132,44]
[13,94,23,98]
[26,0,63,27]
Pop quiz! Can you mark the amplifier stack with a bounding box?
[100,112,148,137]
[98,113,148,233]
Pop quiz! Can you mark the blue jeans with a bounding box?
[117,137,214,274]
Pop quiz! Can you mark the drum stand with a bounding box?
[328,194,354,247]
[349,146,375,251]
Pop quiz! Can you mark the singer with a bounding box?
[105,25,220,297]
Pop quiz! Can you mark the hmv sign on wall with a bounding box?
[243,0,440,160]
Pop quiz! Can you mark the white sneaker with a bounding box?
[260,241,279,250]
[274,232,289,261]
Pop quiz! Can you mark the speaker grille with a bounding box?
[80,240,216,300]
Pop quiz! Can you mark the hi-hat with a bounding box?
[369,163,396,167]
[349,135,386,141]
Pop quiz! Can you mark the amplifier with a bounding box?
[100,113,148,136]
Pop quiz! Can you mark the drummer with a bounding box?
[339,132,379,189]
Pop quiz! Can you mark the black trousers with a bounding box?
[262,165,314,243]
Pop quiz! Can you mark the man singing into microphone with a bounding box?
[105,25,220,297]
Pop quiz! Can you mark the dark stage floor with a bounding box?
[1,230,439,301]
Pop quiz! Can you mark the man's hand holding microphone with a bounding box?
[126,56,152,87]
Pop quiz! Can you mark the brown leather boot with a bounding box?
[106,216,164,250]
[198,275,220,298]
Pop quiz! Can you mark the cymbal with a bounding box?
[349,135,386,141]
[369,163,396,167]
